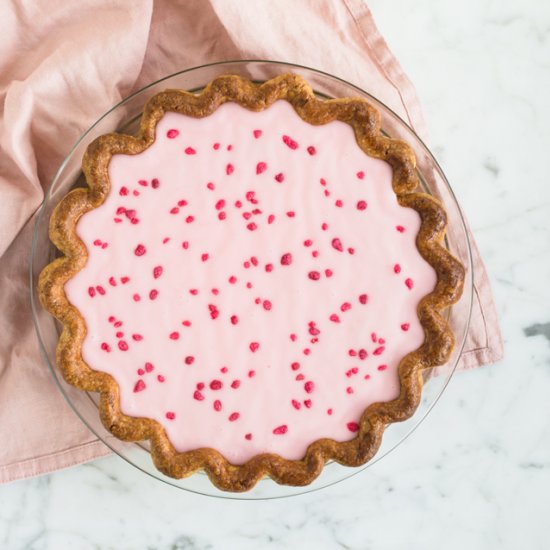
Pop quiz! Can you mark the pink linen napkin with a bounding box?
[0,0,503,484]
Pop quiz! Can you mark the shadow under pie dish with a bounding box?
[38,73,464,492]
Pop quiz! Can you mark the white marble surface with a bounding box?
[2,0,550,548]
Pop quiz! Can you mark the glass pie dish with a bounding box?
[30,60,473,499]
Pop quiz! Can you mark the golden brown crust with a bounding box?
[38,73,464,492]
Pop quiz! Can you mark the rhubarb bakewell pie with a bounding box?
[39,74,464,492]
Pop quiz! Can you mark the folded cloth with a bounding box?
[0,0,503,484]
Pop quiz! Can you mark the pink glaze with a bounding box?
[64,100,437,464]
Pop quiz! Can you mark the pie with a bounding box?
[39,73,464,492]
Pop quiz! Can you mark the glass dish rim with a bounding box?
[29,59,474,500]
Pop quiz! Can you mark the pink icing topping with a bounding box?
[64,100,437,464]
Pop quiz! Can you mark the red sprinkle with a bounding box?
[280,253,292,266]
[357,200,368,211]
[108,277,117,287]
[193,390,204,401]
[134,244,146,256]
[88,287,96,298]
[201,253,209,262]
[184,356,195,365]
[226,163,234,175]
[405,278,414,290]
[184,147,196,155]
[166,411,176,420]
[189,289,198,295]
[304,399,312,408]
[265,263,274,273]
[133,380,146,393]
[182,241,189,250]
[346,387,354,394]
[132,293,141,302]
[228,412,240,422]
[210,380,223,390]
[230,315,239,325]
[291,362,300,371]
[335,199,343,208]
[153,266,163,279]
[256,162,267,174]
[282,135,299,149]
[329,314,340,323]
[341,302,352,312]
[100,343,111,352]
[157,375,165,382]
[121,276,130,284]
[215,199,225,210]
[245,433,252,440]
[347,421,360,432]
[327,408,333,415]
[286,211,295,218]
[307,145,316,155]
[247,222,257,231]
[325,269,333,278]
[377,364,388,371]
[185,215,194,224]
[373,346,385,356]
[396,225,405,233]
[213,400,222,412]
[263,300,272,311]
[359,349,368,360]
[394,264,402,274]
[273,425,288,435]
[249,342,260,353]
[207,182,215,190]
[149,289,158,300]
[169,332,180,340]
[231,380,241,389]
[308,271,321,281]
[132,334,143,341]
[304,239,313,247]
[167,129,179,139]
[401,323,410,331]
[145,362,154,372]
[253,129,262,139]
[208,304,219,320]
[228,276,237,284]
[356,171,365,180]
[304,381,315,393]
[292,399,301,410]
[119,186,128,196]
[274,173,285,183]
[213,143,220,150]
[118,340,128,351]
[331,238,344,252]
[359,294,368,305]
[151,178,160,189]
